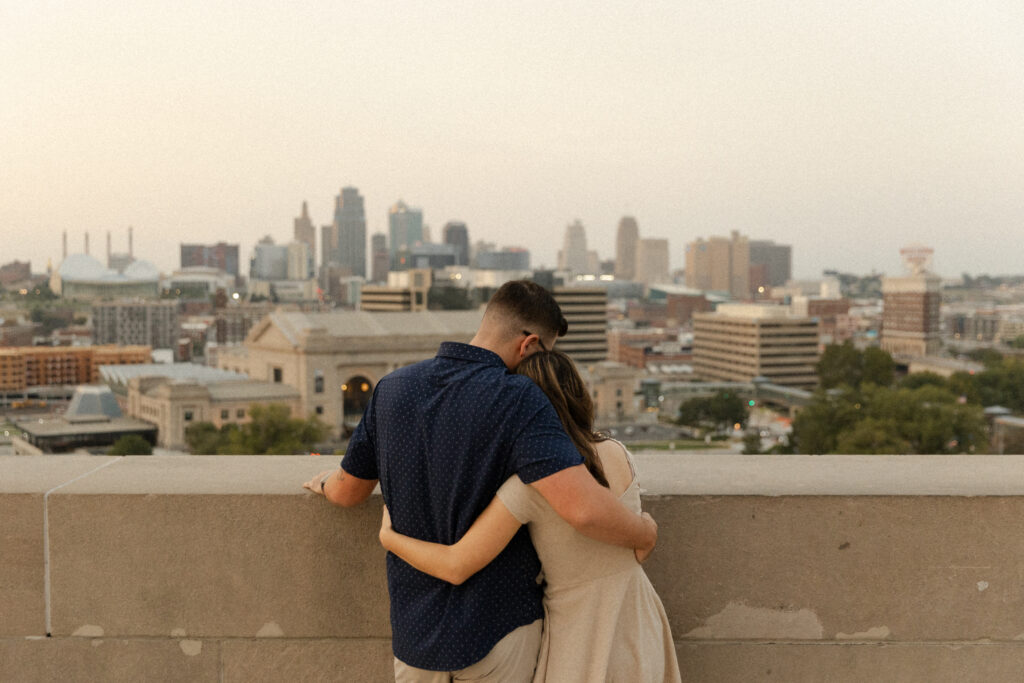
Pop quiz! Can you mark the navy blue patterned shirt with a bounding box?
[342,342,583,671]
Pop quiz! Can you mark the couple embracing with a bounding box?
[306,281,680,682]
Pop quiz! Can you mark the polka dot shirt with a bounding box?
[342,342,583,671]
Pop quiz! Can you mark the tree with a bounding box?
[791,384,988,455]
[184,403,329,455]
[899,372,948,391]
[817,342,895,390]
[816,342,862,389]
[832,418,911,455]
[676,391,747,433]
[861,347,895,387]
[108,434,153,455]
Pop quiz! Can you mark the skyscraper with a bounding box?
[684,231,750,299]
[635,238,670,285]
[749,240,792,288]
[370,233,389,284]
[250,236,288,281]
[614,216,639,281]
[389,200,424,269]
[334,187,366,278]
[558,220,588,274]
[293,201,316,271]
[443,221,470,266]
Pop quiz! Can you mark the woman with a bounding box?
[379,350,681,682]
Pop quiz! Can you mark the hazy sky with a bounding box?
[3,1,1023,279]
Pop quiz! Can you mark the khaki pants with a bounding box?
[394,619,543,682]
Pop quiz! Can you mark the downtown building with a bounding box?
[92,300,180,353]
[685,232,793,299]
[180,242,240,278]
[388,200,424,270]
[880,245,942,358]
[553,286,608,365]
[880,273,942,357]
[693,304,820,388]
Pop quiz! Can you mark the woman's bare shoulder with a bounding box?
[595,439,635,497]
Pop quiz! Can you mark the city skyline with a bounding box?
[4,1,1024,279]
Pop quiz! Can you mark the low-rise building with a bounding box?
[693,304,820,388]
[0,345,150,392]
[12,385,156,454]
[126,376,301,451]
[215,309,483,435]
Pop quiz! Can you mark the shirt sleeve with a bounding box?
[341,388,379,481]
[496,475,536,524]
[507,382,584,484]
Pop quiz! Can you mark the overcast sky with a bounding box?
[3,0,1023,279]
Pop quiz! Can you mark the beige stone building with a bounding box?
[215,309,484,435]
[685,231,750,299]
[583,361,641,425]
[693,304,820,388]
[126,376,302,451]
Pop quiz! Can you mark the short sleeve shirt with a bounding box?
[342,342,583,671]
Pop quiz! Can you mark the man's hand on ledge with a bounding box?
[303,470,335,496]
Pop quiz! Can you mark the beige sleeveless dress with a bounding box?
[497,445,681,683]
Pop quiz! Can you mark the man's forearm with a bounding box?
[530,464,656,550]
[571,484,656,550]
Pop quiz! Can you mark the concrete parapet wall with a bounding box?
[5,454,1024,681]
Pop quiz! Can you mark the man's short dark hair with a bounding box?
[486,280,568,339]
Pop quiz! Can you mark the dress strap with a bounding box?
[611,438,637,479]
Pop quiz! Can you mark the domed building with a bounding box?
[50,254,160,299]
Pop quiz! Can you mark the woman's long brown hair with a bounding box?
[517,350,609,487]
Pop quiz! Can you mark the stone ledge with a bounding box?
[6,454,1024,681]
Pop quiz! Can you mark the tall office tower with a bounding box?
[635,238,670,285]
[293,201,316,270]
[180,242,241,277]
[370,233,389,283]
[332,187,366,278]
[388,200,424,269]
[749,240,792,288]
[684,230,750,299]
[880,245,942,357]
[250,236,288,281]
[93,300,180,351]
[286,241,313,280]
[320,224,338,272]
[614,216,639,280]
[443,221,470,266]
[553,286,608,365]
[557,220,589,274]
[693,304,820,388]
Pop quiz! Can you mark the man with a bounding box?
[305,280,656,681]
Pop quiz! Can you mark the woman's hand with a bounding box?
[379,505,393,548]
[634,512,657,563]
